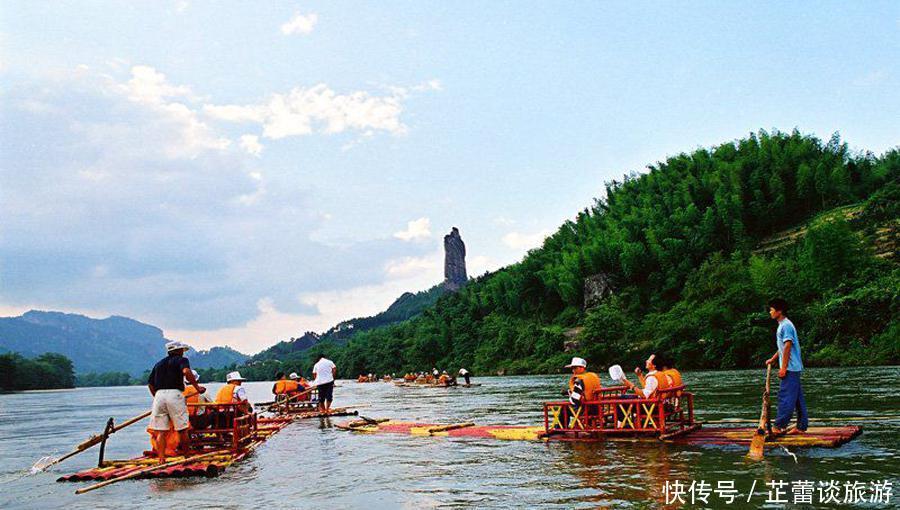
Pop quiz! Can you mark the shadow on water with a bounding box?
[0,367,897,509]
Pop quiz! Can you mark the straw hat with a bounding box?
[564,357,587,368]
[165,340,190,353]
[226,371,247,382]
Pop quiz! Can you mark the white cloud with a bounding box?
[502,230,551,250]
[120,65,193,105]
[393,217,432,241]
[204,80,441,141]
[202,103,265,123]
[468,255,500,276]
[170,259,442,353]
[1,64,442,354]
[239,134,263,156]
[280,12,318,36]
[384,254,439,279]
[105,65,229,157]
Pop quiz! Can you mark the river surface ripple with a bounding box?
[1,367,898,509]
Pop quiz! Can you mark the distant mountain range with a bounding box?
[0,310,248,376]
[0,283,446,375]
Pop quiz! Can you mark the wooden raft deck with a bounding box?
[338,420,862,448]
[57,417,292,482]
[668,425,863,448]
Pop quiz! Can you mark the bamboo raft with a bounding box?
[58,407,292,483]
[393,382,482,388]
[278,407,360,420]
[336,419,862,448]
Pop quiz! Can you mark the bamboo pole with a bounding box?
[747,365,772,460]
[427,422,475,434]
[75,451,223,494]
[36,411,152,471]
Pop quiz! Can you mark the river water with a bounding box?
[1,367,898,509]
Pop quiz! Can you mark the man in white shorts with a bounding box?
[147,341,205,463]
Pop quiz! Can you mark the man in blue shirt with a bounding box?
[765,298,808,435]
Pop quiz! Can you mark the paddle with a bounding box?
[33,410,151,472]
[747,364,772,460]
[74,451,223,494]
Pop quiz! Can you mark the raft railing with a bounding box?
[185,403,258,453]
[544,386,694,436]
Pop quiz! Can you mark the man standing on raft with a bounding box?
[312,353,337,413]
[765,298,808,435]
[147,341,205,463]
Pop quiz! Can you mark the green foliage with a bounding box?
[800,217,868,293]
[214,131,899,376]
[75,371,138,387]
[0,352,76,390]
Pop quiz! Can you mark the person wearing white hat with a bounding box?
[564,357,602,410]
[215,371,251,413]
[147,340,205,463]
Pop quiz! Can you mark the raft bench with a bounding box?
[544,386,696,438]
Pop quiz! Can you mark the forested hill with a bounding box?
[205,131,899,381]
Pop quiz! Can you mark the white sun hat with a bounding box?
[289,372,299,379]
[564,357,587,368]
[165,340,190,353]
[226,371,247,382]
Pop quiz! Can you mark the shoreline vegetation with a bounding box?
[3,130,898,390]
[202,130,899,382]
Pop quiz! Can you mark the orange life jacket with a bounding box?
[438,375,449,385]
[184,386,201,416]
[662,368,682,388]
[284,380,300,393]
[643,371,670,398]
[215,383,237,404]
[569,371,603,402]
[274,380,287,395]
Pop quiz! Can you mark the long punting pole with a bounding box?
[38,410,151,471]
[747,364,772,460]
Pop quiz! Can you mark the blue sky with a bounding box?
[1,2,898,353]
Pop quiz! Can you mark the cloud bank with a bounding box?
[0,64,438,351]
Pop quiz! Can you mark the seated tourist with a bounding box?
[564,357,602,408]
[656,355,683,390]
[216,371,251,413]
[620,353,670,399]
[272,371,288,401]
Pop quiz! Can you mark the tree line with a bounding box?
[251,130,897,378]
[0,352,76,390]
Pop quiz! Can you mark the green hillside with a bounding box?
[205,130,899,381]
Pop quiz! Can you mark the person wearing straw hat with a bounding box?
[564,357,602,409]
[147,341,205,463]
[216,371,250,410]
